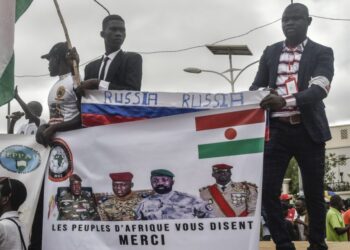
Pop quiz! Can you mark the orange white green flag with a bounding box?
[0,0,33,106]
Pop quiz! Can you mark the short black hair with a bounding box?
[285,3,309,17]
[102,15,124,30]
[27,101,43,117]
[69,174,82,183]
[0,178,27,210]
[330,195,342,207]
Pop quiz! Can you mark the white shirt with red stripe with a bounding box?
[271,39,307,118]
[272,38,331,118]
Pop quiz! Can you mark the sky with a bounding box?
[1,0,350,133]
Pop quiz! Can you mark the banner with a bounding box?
[0,0,33,106]
[43,91,266,250]
[81,90,267,127]
[0,135,50,242]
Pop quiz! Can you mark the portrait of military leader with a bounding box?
[56,174,100,221]
[135,169,213,220]
[199,164,258,217]
[96,172,152,221]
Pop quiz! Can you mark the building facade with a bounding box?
[326,124,350,185]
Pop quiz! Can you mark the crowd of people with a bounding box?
[261,193,350,242]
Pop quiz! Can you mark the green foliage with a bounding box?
[285,157,299,195]
[324,153,350,191]
[324,153,337,185]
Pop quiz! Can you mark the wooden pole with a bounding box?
[7,102,10,133]
[52,0,81,86]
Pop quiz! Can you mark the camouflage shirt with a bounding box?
[97,191,152,221]
[57,191,100,221]
[135,190,213,220]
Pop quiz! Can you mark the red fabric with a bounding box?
[285,208,296,222]
[209,185,236,217]
[82,113,145,127]
[109,172,133,181]
[208,185,249,217]
[195,108,264,131]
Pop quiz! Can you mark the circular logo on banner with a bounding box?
[0,145,41,173]
[48,139,73,182]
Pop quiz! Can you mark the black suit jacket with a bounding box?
[250,39,334,143]
[84,50,142,90]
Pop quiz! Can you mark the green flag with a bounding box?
[0,0,33,106]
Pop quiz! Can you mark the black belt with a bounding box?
[275,114,301,125]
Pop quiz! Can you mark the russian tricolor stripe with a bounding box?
[81,103,205,127]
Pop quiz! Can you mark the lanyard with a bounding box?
[0,217,27,250]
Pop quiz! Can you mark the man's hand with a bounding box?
[66,47,80,66]
[260,94,286,110]
[8,111,24,121]
[36,124,54,147]
[75,79,100,97]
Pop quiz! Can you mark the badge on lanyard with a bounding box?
[285,76,298,95]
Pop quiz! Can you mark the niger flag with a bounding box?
[196,108,266,159]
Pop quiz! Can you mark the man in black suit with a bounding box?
[250,3,334,250]
[80,15,142,91]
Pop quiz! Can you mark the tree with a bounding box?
[324,153,350,191]
[285,157,299,195]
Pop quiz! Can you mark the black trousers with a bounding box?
[262,120,327,250]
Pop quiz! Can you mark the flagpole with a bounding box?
[52,0,81,86]
[7,102,10,133]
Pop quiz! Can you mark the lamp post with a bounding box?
[184,60,259,92]
[184,44,254,92]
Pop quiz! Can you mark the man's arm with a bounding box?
[334,224,350,235]
[14,87,41,127]
[123,53,142,91]
[7,111,24,134]
[328,212,350,235]
[36,115,81,147]
[294,47,334,106]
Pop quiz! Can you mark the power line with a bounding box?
[15,14,350,78]
[93,0,110,15]
[311,15,350,21]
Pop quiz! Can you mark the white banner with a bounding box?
[0,135,50,241]
[43,96,266,250]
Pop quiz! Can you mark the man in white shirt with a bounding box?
[0,177,28,250]
[36,42,81,147]
[7,87,44,135]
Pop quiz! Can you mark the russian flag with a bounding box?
[81,104,204,127]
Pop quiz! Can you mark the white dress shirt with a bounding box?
[98,50,120,90]
[0,211,29,250]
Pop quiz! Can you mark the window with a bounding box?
[340,129,348,139]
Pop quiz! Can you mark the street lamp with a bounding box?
[184,60,259,92]
[184,44,254,92]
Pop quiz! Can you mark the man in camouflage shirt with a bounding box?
[136,169,212,220]
[97,172,151,221]
[57,174,100,220]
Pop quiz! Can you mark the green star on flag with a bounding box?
[196,108,266,159]
[0,0,33,106]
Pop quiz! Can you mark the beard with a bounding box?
[154,185,172,194]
